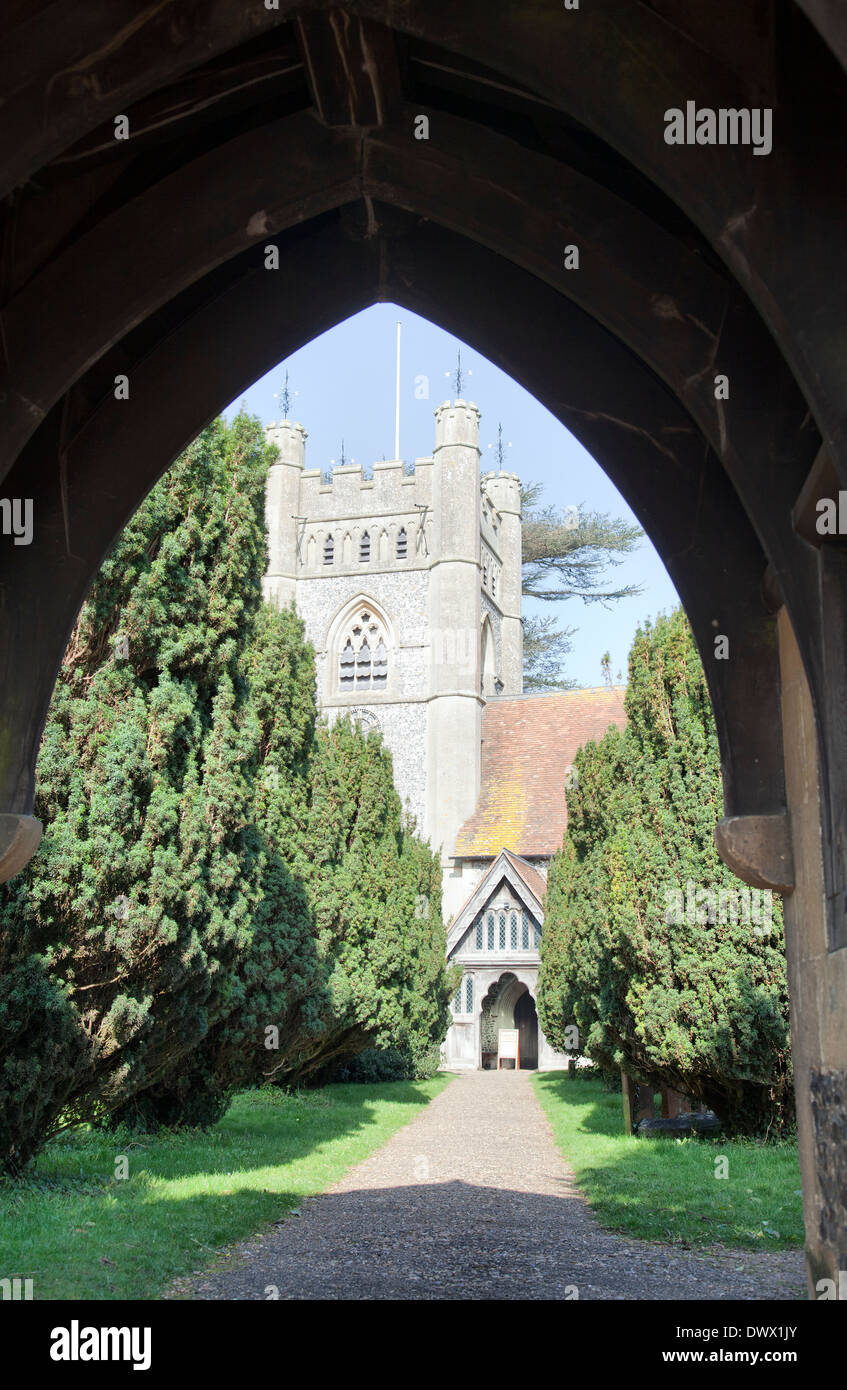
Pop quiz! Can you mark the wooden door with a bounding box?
[515,989,538,1070]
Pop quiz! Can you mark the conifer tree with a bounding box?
[537,608,793,1135]
[284,715,453,1086]
[0,412,273,1166]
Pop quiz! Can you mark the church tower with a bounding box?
[261,399,523,918]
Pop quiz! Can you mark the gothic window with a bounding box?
[487,911,495,950]
[323,533,334,565]
[521,911,530,950]
[510,911,518,949]
[396,527,407,560]
[337,608,389,693]
[534,921,542,948]
[475,918,483,950]
[307,534,316,568]
[464,974,474,1014]
[499,911,506,949]
[360,530,370,563]
[452,982,462,1014]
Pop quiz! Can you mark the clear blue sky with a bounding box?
[225,302,680,688]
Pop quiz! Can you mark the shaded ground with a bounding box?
[169,1070,806,1301]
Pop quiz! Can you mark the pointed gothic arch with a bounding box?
[325,594,396,701]
[3,0,847,1289]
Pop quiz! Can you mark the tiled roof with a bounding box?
[502,850,548,907]
[454,687,627,858]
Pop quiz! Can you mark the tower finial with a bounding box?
[273,368,298,421]
[486,422,512,469]
[444,348,472,399]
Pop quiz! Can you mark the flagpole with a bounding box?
[394,320,401,461]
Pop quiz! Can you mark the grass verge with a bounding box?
[1,1076,451,1300]
[532,1072,803,1251]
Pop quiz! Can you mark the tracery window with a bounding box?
[338,609,388,693]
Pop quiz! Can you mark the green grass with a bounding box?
[0,1076,451,1300]
[532,1073,804,1251]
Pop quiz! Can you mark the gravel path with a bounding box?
[170,1070,806,1301]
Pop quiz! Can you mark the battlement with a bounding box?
[299,456,434,520]
[434,398,481,450]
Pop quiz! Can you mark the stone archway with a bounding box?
[479,972,536,1070]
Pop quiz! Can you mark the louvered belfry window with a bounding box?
[338,609,389,693]
[360,531,370,563]
[396,527,407,559]
[339,638,355,691]
[323,533,334,565]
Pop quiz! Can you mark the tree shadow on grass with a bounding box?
[3,1078,449,1299]
[531,1074,804,1253]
